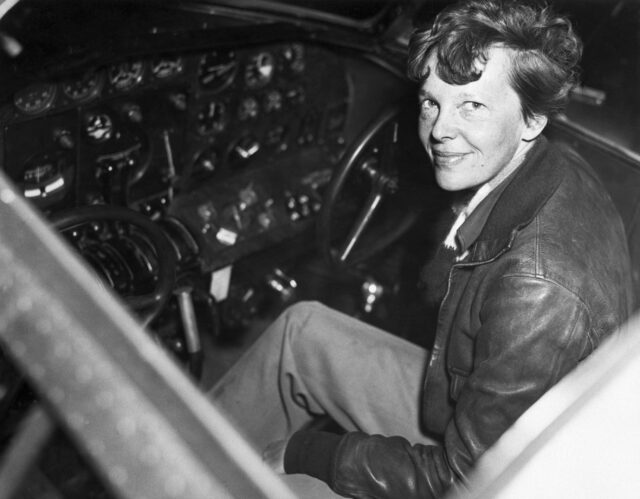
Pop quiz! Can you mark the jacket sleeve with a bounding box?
[286,275,593,499]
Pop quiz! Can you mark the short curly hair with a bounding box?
[407,0,583,121]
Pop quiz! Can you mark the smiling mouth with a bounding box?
[432,151,469,168]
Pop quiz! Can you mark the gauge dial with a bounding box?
[22,151,74,207]
[197,101,227,134]
[238,96,259,120]
[84,112,114,142]
[62,70,103,102]
[198,50,237,92]
[14,83,57,115]
[107,61,144,91]
[245,52,275,89]
[264,90,283,113]
[285,85,305,105]
[282,43,305,73]
[194,146,220,175]
[230,135,260,164]
[151,56,184,79]
[24,162,56,187]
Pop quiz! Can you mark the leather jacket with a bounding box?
[324,137,633,498]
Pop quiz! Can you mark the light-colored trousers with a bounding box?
[208,301,433,497]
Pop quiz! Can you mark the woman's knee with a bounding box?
[275,301,334,345]
[276,300,321,335]
[260,301,316,341]
[282,301,326,321]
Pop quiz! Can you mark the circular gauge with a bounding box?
[62,70,103,102]
[84,112,114,142]
[198,50,237,92]
[197,101,227,134]
[194,146,219,175]
[245,52,275,89]
[107,61,144,91]
[230,135,260,165]
[285,85,305,105]
[238,96,259,120]
[264,90,283,113]
[282,43,305,73]
[14,83,57,115]
[265,125,287,147]
[151,56,184,79]
[22,151,74,207]
[229,135,261,167]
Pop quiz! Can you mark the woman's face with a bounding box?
[418,46,546,192]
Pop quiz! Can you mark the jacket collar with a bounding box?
[467,135,565,262]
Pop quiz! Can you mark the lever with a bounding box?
[174,286,203,380]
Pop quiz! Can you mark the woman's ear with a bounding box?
[522,114,548,142]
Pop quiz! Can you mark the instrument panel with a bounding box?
[0,43,349,212]
[0,42,350,269]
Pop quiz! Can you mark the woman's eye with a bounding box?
[420,99,438,115]
[462,101,484,112]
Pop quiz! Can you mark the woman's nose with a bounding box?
[430,107,457,142]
